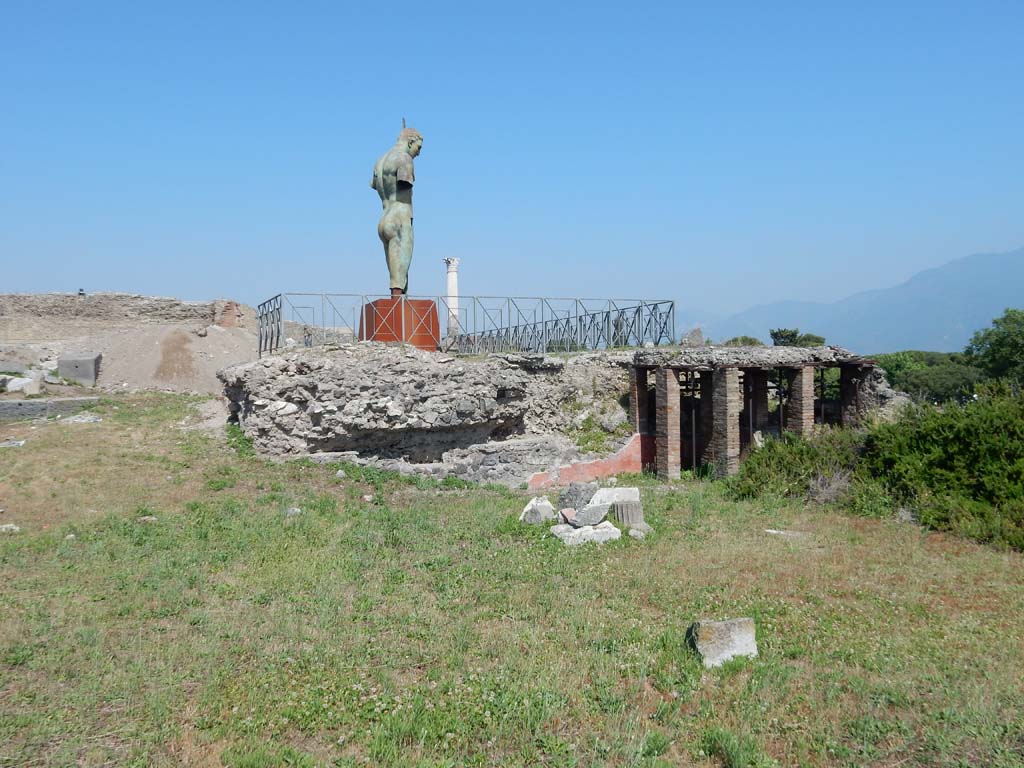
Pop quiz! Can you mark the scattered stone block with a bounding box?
[335,469,347,479]
[285,507,302,518]
[519,496,556,524]
[61,413,102,424]
[558,482,598,512]
[764,528,805,538]
[549,520,621,546]
[628,526,650,540]
[688,618,758,668]
[4,377,34,394]
[0,523,21,534]
[58,353,102,387]
[576,487,640,527]
[611,499,645,527]
[361,494,374,503]
[0,439,26,448]
[559,508,576,525]
[137,515,158,524]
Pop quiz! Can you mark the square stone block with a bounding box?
[58,353,102,387]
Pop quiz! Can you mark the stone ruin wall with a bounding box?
[219,344,634,486]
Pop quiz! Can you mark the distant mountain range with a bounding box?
[700,247,1024,353]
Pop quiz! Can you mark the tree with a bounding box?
[722,335,764,347]
[769,328,825,347]
[769,328,800,346]
[966,308,1024,383]
[796,332,826,347]
[899,363,983,402]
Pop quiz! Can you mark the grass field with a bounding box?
[2,393,1023,767]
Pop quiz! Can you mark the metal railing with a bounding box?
[256,293,675,357]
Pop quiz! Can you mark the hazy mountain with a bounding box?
[703,248,1024,353]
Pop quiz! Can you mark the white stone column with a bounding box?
[443,257,460,336]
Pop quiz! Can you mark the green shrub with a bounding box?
[844,477,895,519]
[862,394,1024,510]
[726,388,1024,548]
[726,428,863,501]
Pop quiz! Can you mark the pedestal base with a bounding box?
[358,298,440,351]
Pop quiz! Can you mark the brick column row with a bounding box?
[655,367,681,480]
[746,369,771,431]
[840,364,864,426]
[628,366,649,434]
[698,372,714,465]
[784,365,815,435]
[712,367,740,477]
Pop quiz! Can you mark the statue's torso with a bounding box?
[373,147,415,210]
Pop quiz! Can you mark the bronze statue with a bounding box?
[371,123,423,296]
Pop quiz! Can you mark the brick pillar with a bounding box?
[711,367,740,477]
[784,366,815,435]
[655,367,681,480]
[629,367,649,434]
[698,372,714,465]
[748,370,771,430]
[840,364,863,426]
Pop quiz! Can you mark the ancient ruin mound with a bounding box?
[0,293,259,394]
[219,344,634,485]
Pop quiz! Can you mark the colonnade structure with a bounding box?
[628,345,879,479]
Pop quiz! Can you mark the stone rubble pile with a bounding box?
[520,483,653,546]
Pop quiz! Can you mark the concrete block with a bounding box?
[688,618,758,668]
[58,353,102,387]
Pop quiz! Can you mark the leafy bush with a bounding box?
[729,388,1024,548]
[727,428,863,501]
[861,389,1024,547]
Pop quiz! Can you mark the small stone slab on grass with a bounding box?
[549,520,621,546]
[688,618,758,668]
[519,496,556,524]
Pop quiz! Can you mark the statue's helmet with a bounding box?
[398,127,422,146]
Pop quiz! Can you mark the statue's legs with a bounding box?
[378,207,413,295]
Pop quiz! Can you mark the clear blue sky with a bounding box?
[2,1,1022,317]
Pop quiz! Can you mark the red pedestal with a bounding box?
[358,298,440,351]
